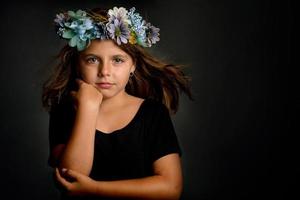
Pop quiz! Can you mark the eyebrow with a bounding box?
[81,53,129,59]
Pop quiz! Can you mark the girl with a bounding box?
[42,6,192,200]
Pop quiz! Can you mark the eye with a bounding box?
[86,57,99,64]
[113,57,124,64]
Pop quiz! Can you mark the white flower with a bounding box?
[108,7,131,25]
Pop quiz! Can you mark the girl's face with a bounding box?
[78,40,135,99]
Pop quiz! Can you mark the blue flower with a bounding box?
[107,19,130,45]
[55,10,97,51]
[91,22,108,40]
[54,7,160,51]
[128,7,147,44]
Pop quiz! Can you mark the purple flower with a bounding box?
[54,13,69,27]
[107,19,130,45]
[146,23,160,46]
[54,7,160,51]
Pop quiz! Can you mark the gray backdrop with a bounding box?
[0,0,291,199]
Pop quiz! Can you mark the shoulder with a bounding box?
[49,97,75,118]
[126,95,168,112]
[144,98,168,109]
[142,98,170,118]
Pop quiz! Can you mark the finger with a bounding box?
[55,168,72,189]
[69,91,77,98]
[75,78,85,86]
[59,168,80,183]
[69,91,78,110]
[53,169,65,191]
[64,168,81,180]
[93,85,103,94]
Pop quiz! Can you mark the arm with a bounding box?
[56,153,183,200]
[58,104,98,175]
[50,79,102,175]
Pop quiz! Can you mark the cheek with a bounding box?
[79,67,98,83]
[115,69,130,83]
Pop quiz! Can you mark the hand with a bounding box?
[70,79,103,111]
[55,167,96,197]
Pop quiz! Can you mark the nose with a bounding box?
[97,61,111,77]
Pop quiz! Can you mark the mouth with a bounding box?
[96,82,114,89]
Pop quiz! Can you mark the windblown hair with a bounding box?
[42,8,193,114]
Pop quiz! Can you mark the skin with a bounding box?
[50,40,183,199]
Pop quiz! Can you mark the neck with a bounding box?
[100,91,130,112]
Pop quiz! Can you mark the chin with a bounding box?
[101,91,117,100]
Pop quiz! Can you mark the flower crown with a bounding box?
[54,7,160,51]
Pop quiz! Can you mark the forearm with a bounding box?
[91,175,182,200]
[59,105,98,175]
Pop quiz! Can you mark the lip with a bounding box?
[96,82,113,89]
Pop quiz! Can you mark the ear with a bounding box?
[130,65,136,73]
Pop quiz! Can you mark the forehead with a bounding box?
[81,39,130,57]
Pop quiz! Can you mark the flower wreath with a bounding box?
[54,7,160,51]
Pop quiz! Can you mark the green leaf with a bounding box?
[137,37,147,47]
[68,11,76,18]
[77,39,87,51]
[62,30,75,39]
[69,36,78,47]
[76,10,86,17]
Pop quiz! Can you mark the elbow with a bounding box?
[49,144,92,176]
[163,179,182,200]
[169,183,183,200]
[59,161,91,176]
[53,156,92,176]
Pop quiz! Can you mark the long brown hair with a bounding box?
[42,8,193,114]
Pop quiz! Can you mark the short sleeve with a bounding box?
[146,102,182,163]
[48,102,75,151]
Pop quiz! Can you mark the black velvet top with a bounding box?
[48,98,182,199]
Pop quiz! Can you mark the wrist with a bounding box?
[89,180,102,196]
[77,102,100,113]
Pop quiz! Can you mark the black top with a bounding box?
[48,98,182,199]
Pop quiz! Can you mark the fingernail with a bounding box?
[62,168,67,173]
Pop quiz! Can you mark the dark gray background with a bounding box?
[0,0,292,199]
